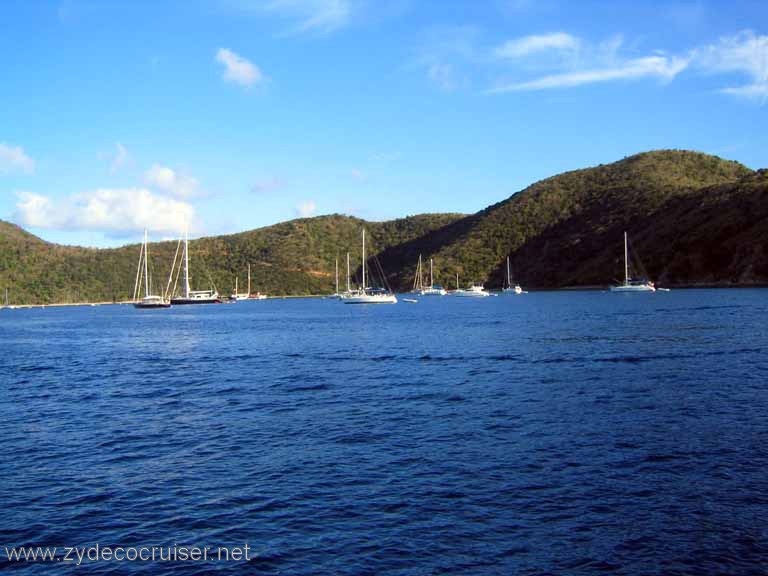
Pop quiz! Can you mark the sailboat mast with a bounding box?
[346,252,350,292]
[362,229,366,289]
[133,237,144,301]
[456,272,459,290]
[235,276,238,295]
[624,231,629,285]
[507,256,511,289]
[248,263,251,295]
[430,258,434,288]
[183,229,191,298]
[144,229,150,297]
[335,258,339,294]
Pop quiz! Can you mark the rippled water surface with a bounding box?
[2,290,768,574]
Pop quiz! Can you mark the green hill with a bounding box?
[1,149,766,304]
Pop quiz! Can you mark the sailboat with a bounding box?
[341,229,397,304]
[328,257,342,299]
[230,264,252,301]
[451,272,490,297]
[412,255,446,296]
[168,230,221,304]
[502,256,523,294]
[133,229,171,309]
[610,231,656,292]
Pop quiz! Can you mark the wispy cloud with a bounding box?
[15,189,194,236]
[145,164,202,198]
[693,30,768,102]
[263,0,352,34]
[416,25,480,91]
[490,55,689,92]
[215,48,266,88]
[495,32,580,59]
[295,199,317,217]
[109,142,130,174]
[0,142,35,174]
[251,177,284,194]
[488,31,689,93]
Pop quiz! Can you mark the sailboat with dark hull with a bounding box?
[169,230,221,305]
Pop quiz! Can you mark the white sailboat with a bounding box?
[451,272,490,297]
[230,264,253,301]
[133,229,171,309]
[412,256,446,296]
[328,257,342,299]
[169,229,221,304]
[502,256,523,294]
[610,231,656,292]
[342,229,398,304]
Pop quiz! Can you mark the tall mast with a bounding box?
[144,229,150,297]
[430,258,434,288]
[248,263,251,295]
[235,276,238,295]
[456,272,459,290]
[624,231,629,285]
[183,228,191,298]
[346,252,350,292]
[133,236,144,301]
[335,258,339,295]
[507,256,511,289]
[362,228,366,289]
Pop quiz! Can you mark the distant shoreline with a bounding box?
[2,284,767,309]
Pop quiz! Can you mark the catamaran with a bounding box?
[412,255,447,296]
[342,229,398,304]
[502,256,523,294]
[133,229,171,309]
[168,230,221,304]
[610,231,656,292]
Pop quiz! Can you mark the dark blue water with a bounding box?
[2,290,768,575]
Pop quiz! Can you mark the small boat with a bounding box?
[168,230,221,304]
[502,256,524,294]
[403,298,418,303]
[133,229,172,309]
[230,264,252,301]
[342,229,398,304]
[610,232,656,292]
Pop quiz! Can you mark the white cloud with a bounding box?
[110,142,130,174]
[495,32,580,59]
[489,54,689,92]
[295,200,317,217]
[215,48,265,88]
[144,164,201,198]
[0,143,35,174]
[693,30,768,102]
[264,0,352,34]
[14,189,194,236]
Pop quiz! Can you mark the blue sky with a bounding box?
[1,0,767,247]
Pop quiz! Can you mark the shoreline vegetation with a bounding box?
[1,149,767,306]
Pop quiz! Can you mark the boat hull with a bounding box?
[133,302,172,309]
[452,291,490,298]
[610,284,656,292]
[342,294,398,304]
[170,297,222,305]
